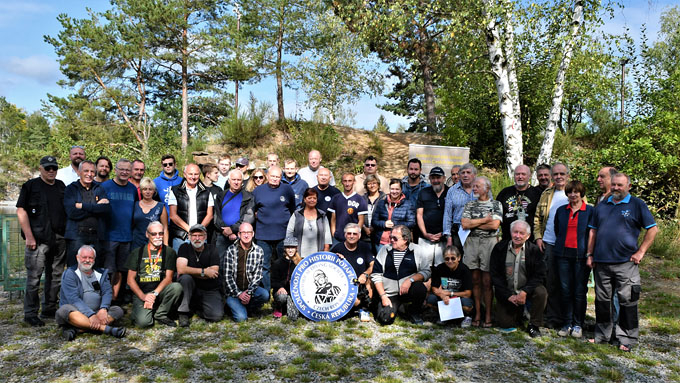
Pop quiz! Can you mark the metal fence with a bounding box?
[0,203,26,296]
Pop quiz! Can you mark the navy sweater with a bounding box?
[252,183,296,241]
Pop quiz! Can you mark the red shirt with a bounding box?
[564,202,586,248]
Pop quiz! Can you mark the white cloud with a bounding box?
[0,2,54,26]
[0,55,60,85]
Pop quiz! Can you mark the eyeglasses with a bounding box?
[389,236,400,241]
[162,162,174,167]
[253,176,264,180]
[444,257,458,262]
[345,232,360,236]
[147,231,164,237]
[44,166,58,172]
[364,163,377,167]
[239,231,254,235]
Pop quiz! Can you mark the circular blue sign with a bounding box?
[290,252,358,322]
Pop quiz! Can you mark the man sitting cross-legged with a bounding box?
[56,245,125,341]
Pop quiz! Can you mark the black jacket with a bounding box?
[490,240,546,302]
[170,179,211,240]
[213,188,254,234]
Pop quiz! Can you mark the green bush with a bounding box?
[219,94,272,148]
[648,220,680,260]
[278,120,342,171]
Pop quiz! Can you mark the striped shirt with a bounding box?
[393,250,406,273]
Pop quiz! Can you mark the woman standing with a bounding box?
[554,180,593,338]
[131,177,169,249]
[245,168,267,193]
[371,179,415,254]
[362,174,385,251]
[286,188,331,258]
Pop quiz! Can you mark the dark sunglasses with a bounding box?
[444,257,458,261]
[162,162,174,167]
[389,236,399,241]
[364,163,377,167]
[44,166,58,172]
[253,176,264,180]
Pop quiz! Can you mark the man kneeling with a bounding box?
[490,220,547,337]
[126,221,183,327]
[56,245,125,341]
[224,223,269,322]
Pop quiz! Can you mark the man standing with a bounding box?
[595,166,618,206]
[416,166,449,266]
[253,166,296,292]
[94,156,112,184]
[496,164,542,240]
[355,155,389,195]
[401,158,428,215]
[490,221,547,337]
[56,245,125,341]
[266,153,280,169]
[224,223,269,322]
[153,154,182,213]
[125,221,182,328]
[587,173,657,351]
[101,159,139,301]
[536,164,552,192]
[328,173,368,245]
[298,149,336,188]
[313,167,341,214]
[234,157,250,183]
[57,145,85,185]
[214,169,254,258]
[176,224,223,326]
[215,155,232,190]
[281,158,309,209]
[17,156,67,326]
[129,159,146,199]
[533,162,570,328]
[443,163,479,254]
[372,225,430,325]
[168,163,214,251]
[445,165,461,188]
[63,160,110,267]
[330,223,374,311]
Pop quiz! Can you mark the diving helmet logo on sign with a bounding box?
[290,252,358,321]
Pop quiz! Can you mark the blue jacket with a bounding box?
[281,174,309,209]
[154,170,182,211]
[63,181,110,240]
[553,203,593,258]
[371,195,415,245]
[59,265,113,318]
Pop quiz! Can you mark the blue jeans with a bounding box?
[556,256,590,327]
[226,287,270,322]
[256,239,283,292]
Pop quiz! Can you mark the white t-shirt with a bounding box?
[542,190,568,245]
[167,186,214,226]
[56,166,79,186]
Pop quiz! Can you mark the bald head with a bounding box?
[239,222,254,247]
[308,150,321,171]
[514,164,531,190]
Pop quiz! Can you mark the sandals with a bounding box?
[619,344,632,352]
[483,321,493,328]
[471,320,481,327]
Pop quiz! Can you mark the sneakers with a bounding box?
[558,326,572,337]
[24,316,45,327]
[498,327,517,333]
[178,314,191,328]
[359,309,370,322]
[461,316,473,328]
[62,327,78,341]
[107,326,126,338]
[155,317,177,327]
[571,326,583,338]
[528,324,542,338]
[273,309,283,319]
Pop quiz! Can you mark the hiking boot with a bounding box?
[24,316,45,327]
[571,326,583,338]
[178,314,191,328]
[528,324,542,338]
[558,326,571,337]
[460,316,473,328]
[155,317,177,327]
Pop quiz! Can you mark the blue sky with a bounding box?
[0,0,672,130]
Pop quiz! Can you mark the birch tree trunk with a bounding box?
[534,0,584,173]
[483,0,523,177]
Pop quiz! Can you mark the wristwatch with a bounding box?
[201,268,205,277]
[409,277,415,283]
[152,291,159,297]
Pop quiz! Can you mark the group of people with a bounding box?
[18,146,656,352]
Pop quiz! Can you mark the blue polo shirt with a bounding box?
[588,194,656,263]
[101,180,139,242]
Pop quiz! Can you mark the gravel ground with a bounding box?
[1,295,678,383]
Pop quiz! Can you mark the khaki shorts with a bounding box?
[463,236,498,272]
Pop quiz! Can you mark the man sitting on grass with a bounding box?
[56,245,125,341]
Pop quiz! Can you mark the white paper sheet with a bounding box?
[438,297,464,321]
[458,226,471,246]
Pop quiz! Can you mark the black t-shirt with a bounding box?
[313,185,341,214]
[16,177,66,238]
[431,262,472,293]
[496,185,542,240]
[177,243,221,290]
[330,241,374,276]
[125,245,177,293]
[416,185,449,234]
